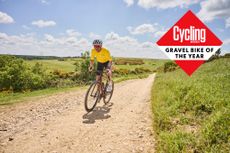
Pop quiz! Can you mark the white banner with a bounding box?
[158,46,220,60]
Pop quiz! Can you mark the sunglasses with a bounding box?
[94,45,101,48]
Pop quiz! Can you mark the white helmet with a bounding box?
[93,39,103,45]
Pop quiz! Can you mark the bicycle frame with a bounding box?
[96,71,110,97]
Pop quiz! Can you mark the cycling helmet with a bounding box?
[93,39,103,45]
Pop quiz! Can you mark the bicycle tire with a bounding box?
[84,81,99,112]
[103,80,114,104]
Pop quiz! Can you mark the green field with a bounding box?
[115,58,167,71]
[151,58,230,152]
[25,59,80,72]
[25,58,166,72]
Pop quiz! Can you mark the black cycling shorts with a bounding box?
[96,61,110,75]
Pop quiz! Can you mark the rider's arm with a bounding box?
[107,51,112,69]
[90,60,94,67]
[90,49,95,68]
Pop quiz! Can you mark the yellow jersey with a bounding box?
[90,47,112,63]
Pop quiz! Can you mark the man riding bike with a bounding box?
[88,39,113,92]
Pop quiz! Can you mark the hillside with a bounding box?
[152,58,230,152]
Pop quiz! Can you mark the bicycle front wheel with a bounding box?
[84,81,99,112]
[103,80,114,104]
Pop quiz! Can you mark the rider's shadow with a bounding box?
[82,103,113,124]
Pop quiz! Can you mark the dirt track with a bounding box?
[0,74,156,153]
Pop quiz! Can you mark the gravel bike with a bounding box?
[84,71,114,112]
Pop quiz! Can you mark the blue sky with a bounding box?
[0,0,229,58]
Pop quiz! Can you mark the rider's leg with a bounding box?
[107,69,112,81]
[96,62,103,94]
[96,74,101,94]
[96,75,100,82]
[106,61,112,81]
[106,65,113,92]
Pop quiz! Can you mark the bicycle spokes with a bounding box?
[90,83,97,98]
[84,82,99,112]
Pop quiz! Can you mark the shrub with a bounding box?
[134,67,151,73]
[163,61,178,72]
[113,67,152,77]
[113,68,130,76]
[58,58,65,61]
[74,58,96,84]
[114,58,144,65]
[222,53,230,58]
[0,55,49,92]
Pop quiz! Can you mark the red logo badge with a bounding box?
[157,10,223,76]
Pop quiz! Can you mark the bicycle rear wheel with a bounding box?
[103,80,114,104]
[84,81,99,112]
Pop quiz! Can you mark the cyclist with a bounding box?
[88,39,113,92]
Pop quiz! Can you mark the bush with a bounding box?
[114,58,144,65]
[134,67,151,73]
[58,58,66,61]
[222,53,230,58]
[0,55,49,92]
[163,61,178,72]
[113,67,152,77]
[113,68,130,76]
[52,69,74,79]
[74,58,96,84]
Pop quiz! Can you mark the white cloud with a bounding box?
[127,23,167,38]
[22,25,31,30]
[224,38,230,45]
[0,32,8,40]
[0,31,167,58]
[89,32,102,39]
[137,0,199,9]
[197,0,230,22]
[78,38,90,46]
[226,17,230,28]
[127,24,157,35]
[0,11,14,24]
[66,29,81,37]
[0,32,37,51]
[105,32,120,41]
[40,0,49,5]
[65,37,78,44]
[43,33,81,46]
[44,34,55,42]
[221,39,230,54]
[105,32,138,45]
[141,41,154,48]
[123,0,134,7]
[0,31,92,57]
[104,32,165,58]
[154,30,166,38]
[32,20,56,28]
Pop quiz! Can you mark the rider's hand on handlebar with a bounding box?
[88,66,93,72]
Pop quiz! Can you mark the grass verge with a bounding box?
[0,86,85,105]
[151,58,230,153]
